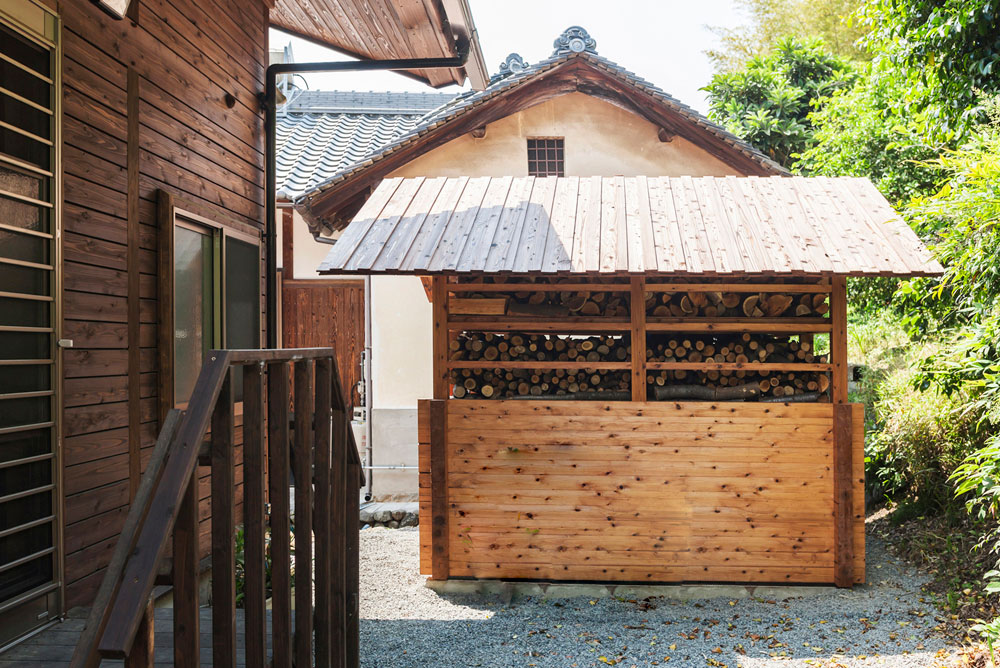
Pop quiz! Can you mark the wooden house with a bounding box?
[0,0,487,657]
[318,174,942,587]
[288,26,790,506]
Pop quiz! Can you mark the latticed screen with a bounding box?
[527,138,564,177]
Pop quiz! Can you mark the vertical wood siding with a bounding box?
[419,400,865,585]
[281,280,365,408]
[59,0,267,608]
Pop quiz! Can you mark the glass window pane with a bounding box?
[0,364,49,394]
[0,297,48,327]
[0,429,50,463]
[0,331,48,360]
[0,459,50,497]
[0,488,51,532]
[0,396,50,430]
[0,553,52,603]
[225,236,260,351]
[174,225,215,405]
[1,263,48,296]
[0,229,48,264]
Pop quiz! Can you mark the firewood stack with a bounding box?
[449,367,631,399]
[454,290,630,318]
[644,291,829,318]
[646,332,830,401]
[450,332,629,364]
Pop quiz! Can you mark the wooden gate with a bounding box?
[282,279,364,407]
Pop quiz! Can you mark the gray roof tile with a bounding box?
[286,27,786,206]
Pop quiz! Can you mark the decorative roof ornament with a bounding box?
[552,26,596,56]
[491,53,530,82]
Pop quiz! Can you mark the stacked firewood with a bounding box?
[450,332,628,363]
[646,333,829,401]
[645,291,829,318]
[449,332,630,399]
[449,367,631,399]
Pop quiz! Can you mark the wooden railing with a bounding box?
[70,348,363,668]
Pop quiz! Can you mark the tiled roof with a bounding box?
[275,91,455,200]
[295,27,787,210]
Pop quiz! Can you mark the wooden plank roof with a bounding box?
[269,0,489,89]
[317,176,943,278]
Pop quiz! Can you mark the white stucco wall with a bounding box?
[288,89,753,500]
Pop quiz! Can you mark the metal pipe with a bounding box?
[263,43,470,348]
[363,276,374,501]
[362,465,418,471]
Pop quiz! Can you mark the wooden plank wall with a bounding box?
[281,280,365,408]
[419,400,865,585]
[58,0,267,608]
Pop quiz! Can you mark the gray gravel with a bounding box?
[360,527,960,668]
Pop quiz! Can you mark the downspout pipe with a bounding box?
[263,41,471,348]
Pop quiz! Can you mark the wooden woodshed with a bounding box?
[319,173,942,588]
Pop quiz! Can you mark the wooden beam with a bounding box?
[211,369,236,668]
[429,400,449,580]
[432,277,449,399]
[630,277,646,401]
[833,403,854,587]
[830,276,848,404]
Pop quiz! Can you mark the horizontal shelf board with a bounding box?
[449,360,630,370]
[646,318,831,333]
[449,318,630,332]
[450,283,630,292]
[646,362,831,372]
[645,283,831,293]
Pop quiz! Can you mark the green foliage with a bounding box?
[858,0,1000,140]
[704,37,856,166]
[706,0,871,71]
[796,61,943,204]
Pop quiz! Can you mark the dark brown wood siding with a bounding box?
[58,0,267,608]
[282,280,365,409]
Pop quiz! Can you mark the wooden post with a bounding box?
[173,471,200,668]
[293,360,315,668]
[243,363,267,668]
[331,403,348,668]
[429,399,449,580]
[630,276,647,401]
[314,358,334,668]
[267,362,293,668]
[345,446,361,668]
[211,368,236,668]
[834,403,854,587]
[124,598,154,668]
[830,275,854,587]
[432,276,449,399]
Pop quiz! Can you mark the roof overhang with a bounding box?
[295,55,788,234]
[269,0,488,90]
[318,175,943,278]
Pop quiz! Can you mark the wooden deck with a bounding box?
[0,607,274,666]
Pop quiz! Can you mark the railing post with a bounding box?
[211,367,237,668]
[243,362,267,668]
[331,389,348,668]
[173,470,200,668]
[346,433,360,668]
[124,598,154,668]
[314,357,334,668]
[293,359,316,668]
[267,361,293,668]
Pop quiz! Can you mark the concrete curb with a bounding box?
[424,579,839,601]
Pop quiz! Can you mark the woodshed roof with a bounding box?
[317,175,943,278]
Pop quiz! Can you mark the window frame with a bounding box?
[157,191,262,416]
[526,136,565,177]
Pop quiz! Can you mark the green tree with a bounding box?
[703,37,855,167]
[796,62,942,205]
[706,0,870,71]
[858,0,1000,140]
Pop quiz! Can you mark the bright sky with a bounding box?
[269,1,745,114]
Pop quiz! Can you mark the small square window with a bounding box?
[527,138,564,177]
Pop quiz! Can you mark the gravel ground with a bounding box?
[360,527,962,668]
